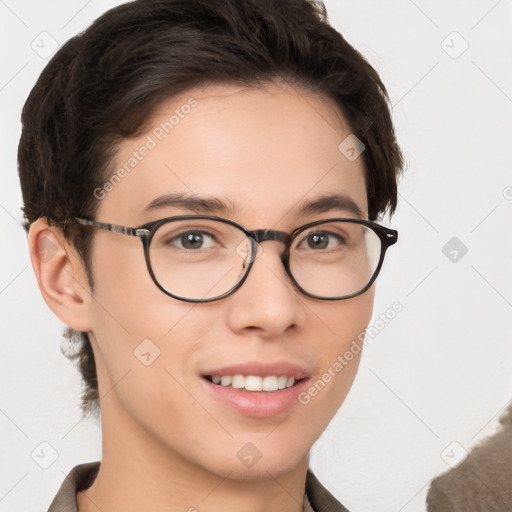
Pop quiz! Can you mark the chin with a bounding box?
[197,440,310,481]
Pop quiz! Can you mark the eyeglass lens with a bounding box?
[148,218,382,301]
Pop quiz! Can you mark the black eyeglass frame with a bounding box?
[73,215,398,303]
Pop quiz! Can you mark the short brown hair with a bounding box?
[18,0,404,417]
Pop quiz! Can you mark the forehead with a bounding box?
[97,82,368,227]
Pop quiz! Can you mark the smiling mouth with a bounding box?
[203,374,305,392]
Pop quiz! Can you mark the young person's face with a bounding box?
[84,82,373,478]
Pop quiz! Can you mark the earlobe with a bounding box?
[28,218,92,332]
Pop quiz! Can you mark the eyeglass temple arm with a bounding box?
[74,218,150,238]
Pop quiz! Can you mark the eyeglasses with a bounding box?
[73,215,398,303]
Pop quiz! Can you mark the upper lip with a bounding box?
[201,361,310,380]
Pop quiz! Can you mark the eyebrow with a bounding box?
[293,194,365,219]
[142,193,237,215]
[141,192,365,219]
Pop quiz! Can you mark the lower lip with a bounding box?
[201,377,310,418]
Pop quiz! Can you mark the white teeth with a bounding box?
[262,376,278,391]
[220,375,232,386]
[231,375,245,389]
[245,375,263,391]
[277,375,288,389]
[209,374,297,392]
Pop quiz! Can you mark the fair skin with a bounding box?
[29,82,373,512]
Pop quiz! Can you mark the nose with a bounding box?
[225,241,303,338]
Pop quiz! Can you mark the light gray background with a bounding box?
[1,1,511,511]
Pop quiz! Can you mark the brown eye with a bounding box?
[168,230,217,250]
[299,231,346,250]
[307,233,328,249]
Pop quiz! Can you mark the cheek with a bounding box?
[87,274,207,439]
[304,287,374,410]
[87,238,198,386]
[311,286,375,350]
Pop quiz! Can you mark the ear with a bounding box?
[27,218,92,332]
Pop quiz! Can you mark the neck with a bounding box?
[77,399,309,512]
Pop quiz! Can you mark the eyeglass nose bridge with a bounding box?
[249,228,289,245]
[246,228,290,262]
[243,228,293,278]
